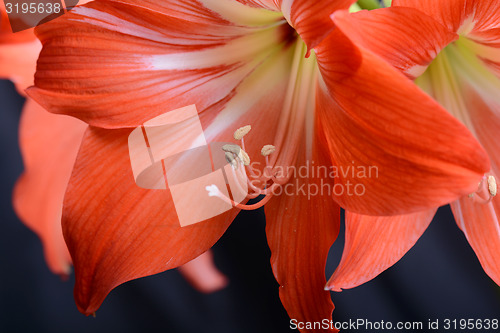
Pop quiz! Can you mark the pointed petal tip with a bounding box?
[329,8,349,22]
[196,275,229,294]
[58,268,71,282]
[324,282,342,292]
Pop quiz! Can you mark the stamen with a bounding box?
[234,125,252,140]
[212,127,294,210]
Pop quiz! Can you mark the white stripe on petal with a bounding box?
[280,0,293,27]
[199,0,283,26]
[147,28,285,70]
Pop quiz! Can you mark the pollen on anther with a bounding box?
[488,175,497,197]
[222,144,241,155]
[225,152,238,168]
[234,125,251,140]
[261,145,276,157]
[221,144,250,166]
[238,150,251,166]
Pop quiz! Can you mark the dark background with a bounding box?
[1,79,499,332]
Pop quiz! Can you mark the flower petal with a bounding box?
[314,25,490,216]
[0,39,40,94]
[103,0,281,24]
[280,0,356,50]
[393,0,500,43]
[63,127,238,315]
[177,250,228,293]
[451,198,500,286]
[450,83,500,286]
[0,0,91,93]
[265,127,339,332]
[326,209,436,291]
[27,0,287,128]
[331,8,457,79]
[13,99,86,276]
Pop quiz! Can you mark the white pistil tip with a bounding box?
[488,175,497,197]
[261,145,276,157]
[206,185,220,197]
[233,125,251,140]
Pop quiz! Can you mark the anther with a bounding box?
[470,174,497,204]
[488,175,497,197]
[222,144,241,155]
[210,126,291,210]
[261,145,276,157]
[234,125,251,140]
[222,144,251,166]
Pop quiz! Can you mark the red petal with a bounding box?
[13,99,86,276]
[265,125,339,332]
[280,0,356,50]
[0,40,40,94]
[0,0,90,93]
[326,209,436,291]
[63,126,237,315]
[235,0,279,10]
[177,250,228,293]
[450,84,500,285]
[331,8,457,79]
[452,197,500,285]
[314,25,490,216]
[27,0,288,128]
[394,0,500,45]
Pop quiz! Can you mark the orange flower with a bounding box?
[325,0,500,292]
[2,1,226,291]
[26,0,489,327]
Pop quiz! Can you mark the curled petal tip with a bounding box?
[324,283,342,292]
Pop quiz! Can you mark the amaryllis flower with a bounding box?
[27,0,490,327]
[325,0,500,292]
[2,1,226,290]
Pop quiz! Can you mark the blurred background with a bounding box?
[1,79,500,332]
